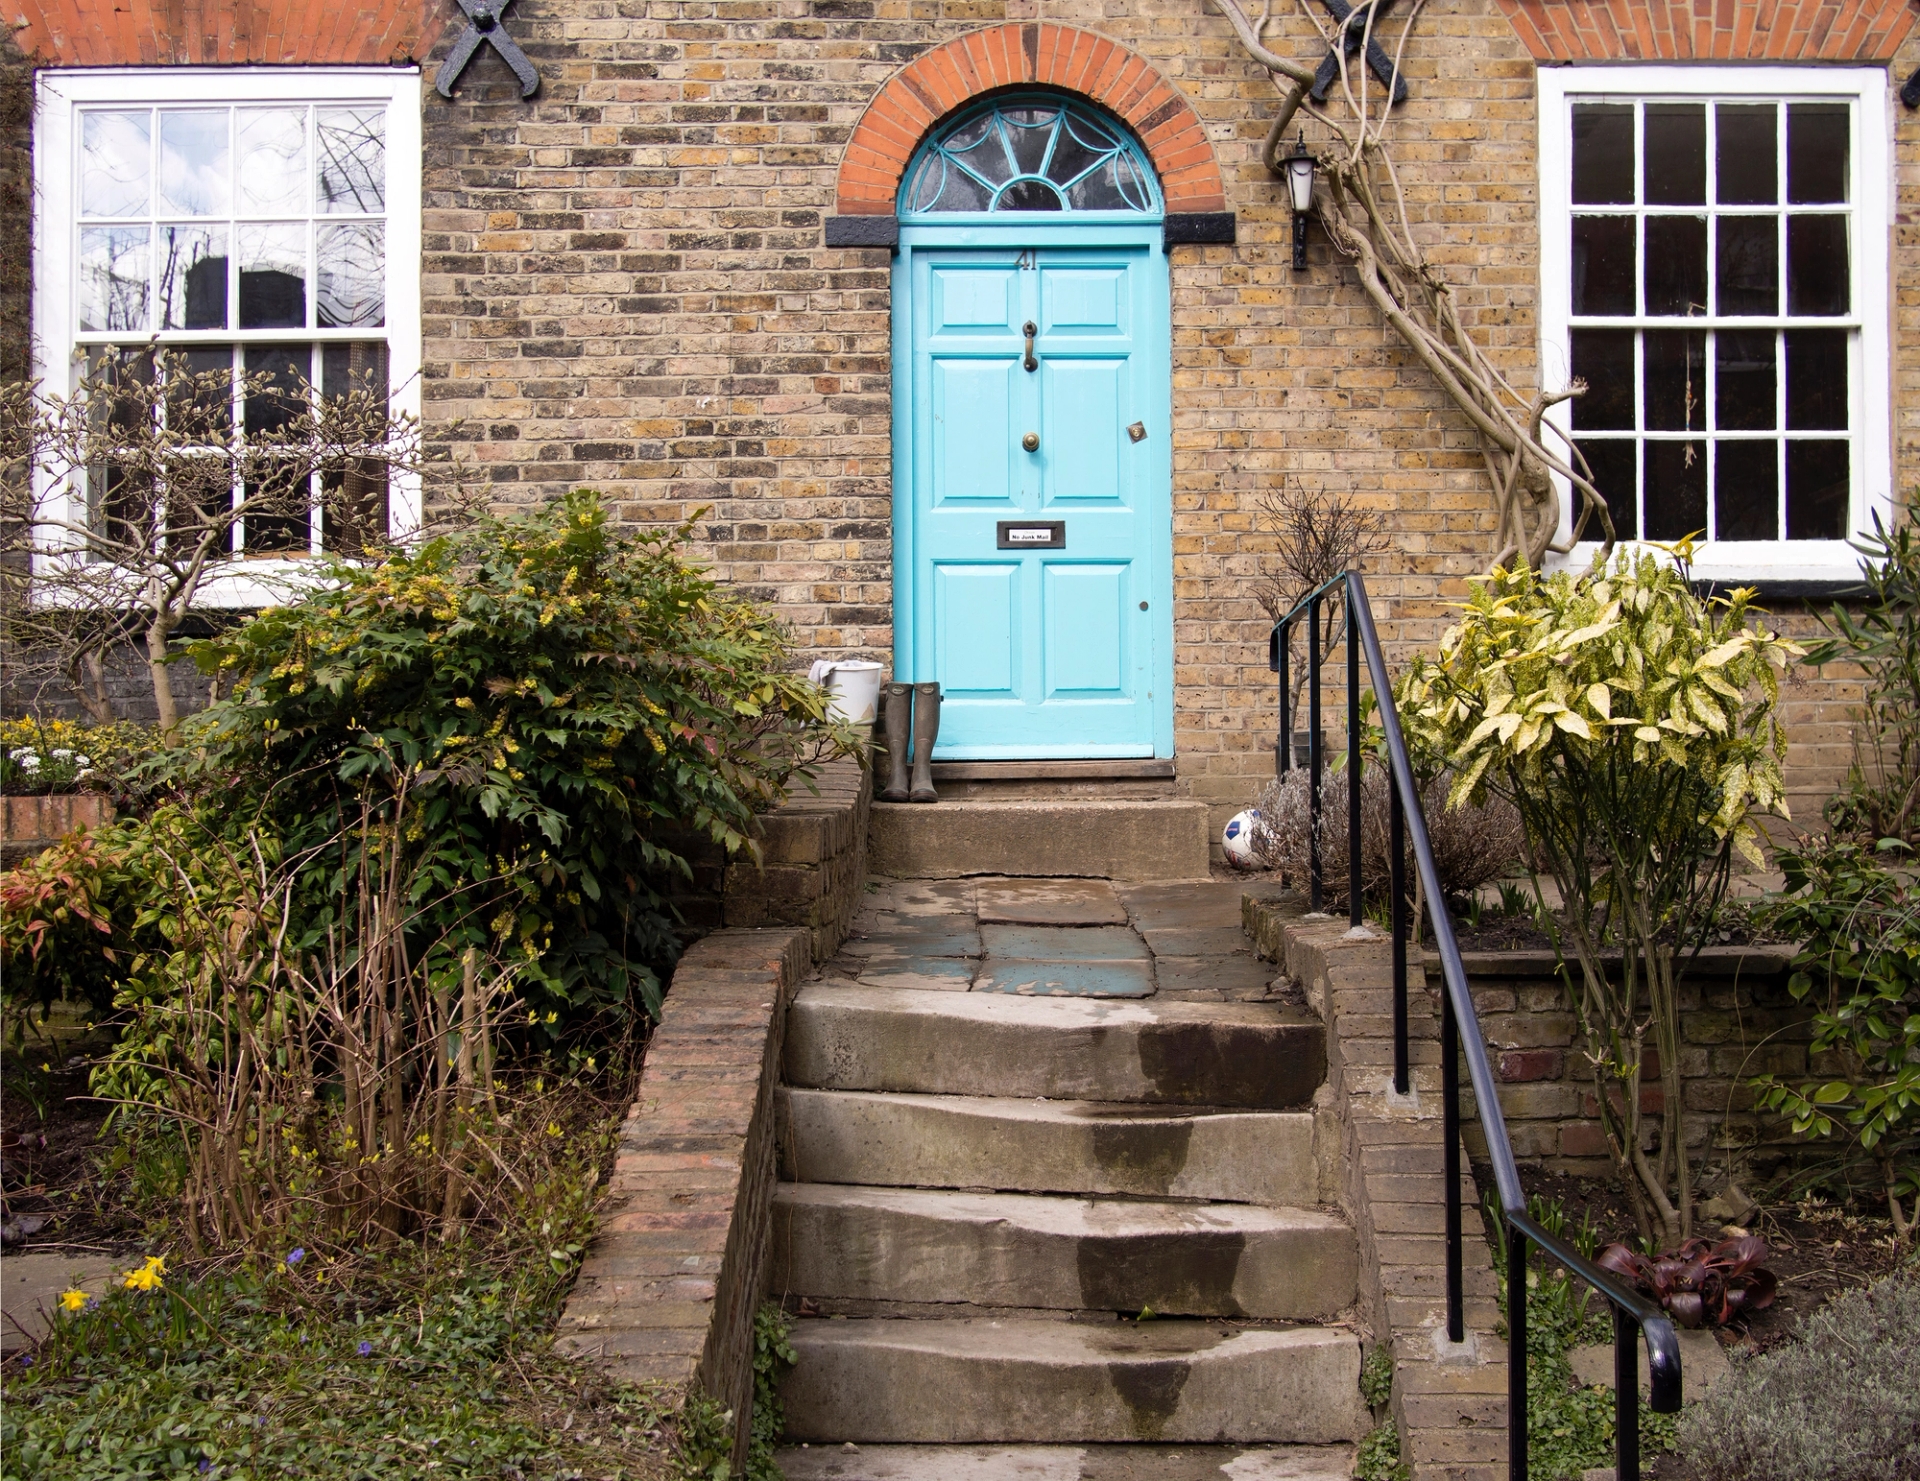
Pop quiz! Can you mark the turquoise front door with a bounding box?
[893,226,1173,759]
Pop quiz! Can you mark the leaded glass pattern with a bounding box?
[902,96,1160,216]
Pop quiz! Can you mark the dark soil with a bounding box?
[1513,1166,1908,1357]
[1452,899,1793,955]
[0,1029,149,1256]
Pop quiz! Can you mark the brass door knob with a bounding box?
[1022,432,1040,452]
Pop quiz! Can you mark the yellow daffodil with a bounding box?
[57,1288,90,1312]
[123,1255,166,1291]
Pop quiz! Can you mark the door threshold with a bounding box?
[927,758,1175,782]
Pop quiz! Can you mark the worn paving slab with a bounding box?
[1140,927,1259,958]
[976,880,1128,927]
[974,960,1155,998]
[855,955,979,992]
[1118,882,1274,931]
[980,925,1148,962]
[872,879,980,915]
[1151,956,1276,998]
[2,1253,119,1352]
[842,921,982,959]
[774,1444,1356,1480]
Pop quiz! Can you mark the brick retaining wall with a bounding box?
[0,794,116,866]
[1430,948,1816,1188]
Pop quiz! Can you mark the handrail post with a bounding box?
[1508,1221,1529,1481]
[1277,620,1291,777]
[1615,1308,1642,1481]
[1443,986,1464,1344]
[1346,582,1362,929]
[1308,593,1323,912]
[1390,778,1408,1094]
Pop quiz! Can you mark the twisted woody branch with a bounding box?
[1212,0,1616,568]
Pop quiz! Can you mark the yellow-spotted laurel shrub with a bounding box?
[1398,543,1798,1243]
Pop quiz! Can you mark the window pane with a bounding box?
[998,178,1062,211]
[1787,216,1849,315]
[316,109,386,214]
[237,224,306,329]
[1716,103,1777,205]
[1715,216,1778,315]
[1644,330,1705,432]
[157,226,228,331]
[1066,156,1141,212]
[81,111,151,217]
[166,347,234,440]
[1786,329,1848,430]
[917,161,989,213]
[1645,439,1706,540]
[1787,104,1848,204]
[1714,439,1778,539]
[84,348,156,556]
[1573,105,1634,204]
[1572,216,1636,314]
[78,226,150,332]
[1002,108,1057,177]
[1714,330,1775,431]
[157,110,230,217]
[316,223,384,327]
[1576,438,1637,540]
[1047,127,1105,192]
[321,343,390,554]
[1786,440,1848,538]
[237,109,307,216]
[1645,216,1707,316]
[1570,330,1635,428]
[242,345,312,554]
[1644,104,1705,205]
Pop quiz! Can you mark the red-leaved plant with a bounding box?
[1596,1235,1780,1328]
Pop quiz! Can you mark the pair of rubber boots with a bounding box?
[880,681,941,803]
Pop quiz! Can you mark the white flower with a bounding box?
[72,754,91,768]
[74,767,94,780]
[8,747,37,762]
[12,752,40,771]
[49,748,73,761]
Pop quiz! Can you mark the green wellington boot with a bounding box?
[908,681,941,803]
[880,683,912,802]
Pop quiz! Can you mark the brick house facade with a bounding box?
[7,0,1918,839]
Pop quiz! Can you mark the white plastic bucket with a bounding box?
[807,659,884,724]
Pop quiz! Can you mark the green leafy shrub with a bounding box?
[1400,543,1798,1242]
[183,488,844,1022]
[0,717,165,799]
[1756,839,1920,1243]
[1805,516,1920,844]
[1676,1270,1920,1481]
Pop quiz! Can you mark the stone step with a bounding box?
[774,1442,1357,1480]
[870,799,1210,883]
[777,1089,1320,1205]
[783,987,1323,1108]
[779,1317,1366,1445]
[772,1184,1357,1320]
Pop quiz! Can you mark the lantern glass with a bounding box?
[1286,154,1316,213]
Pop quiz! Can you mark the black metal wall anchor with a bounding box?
[1903,68,1920,110]
[436,0,540,100]
[1311,0,1409,106]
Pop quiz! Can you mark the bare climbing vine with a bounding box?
[1212,0,1616,569]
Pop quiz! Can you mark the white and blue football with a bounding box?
[1221,809,1262,868]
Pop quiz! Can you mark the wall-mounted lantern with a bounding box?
[1283,133,1318,272]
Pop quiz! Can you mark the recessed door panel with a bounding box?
[900,237,1169,759]
[1042,267,1125,334]
[1042,357,1124,505]
[931,267,1018,331]
[932,357,1017,505]
[934,562,1019,695]
[1045,563,1128,695]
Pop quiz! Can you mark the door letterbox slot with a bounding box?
[996,521,1065,550]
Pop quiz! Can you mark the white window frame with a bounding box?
[1539,64,1893,586]
[32,67,422,608]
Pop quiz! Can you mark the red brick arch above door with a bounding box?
[12,0,446,66]
[835,24,1226,217]
[1494,0,1918,61]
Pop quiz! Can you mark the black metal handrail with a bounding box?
[1270,572,1682,1481]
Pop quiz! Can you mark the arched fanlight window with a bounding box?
[901,94,1162,216]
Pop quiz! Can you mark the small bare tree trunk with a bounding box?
[145,607,180,734]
